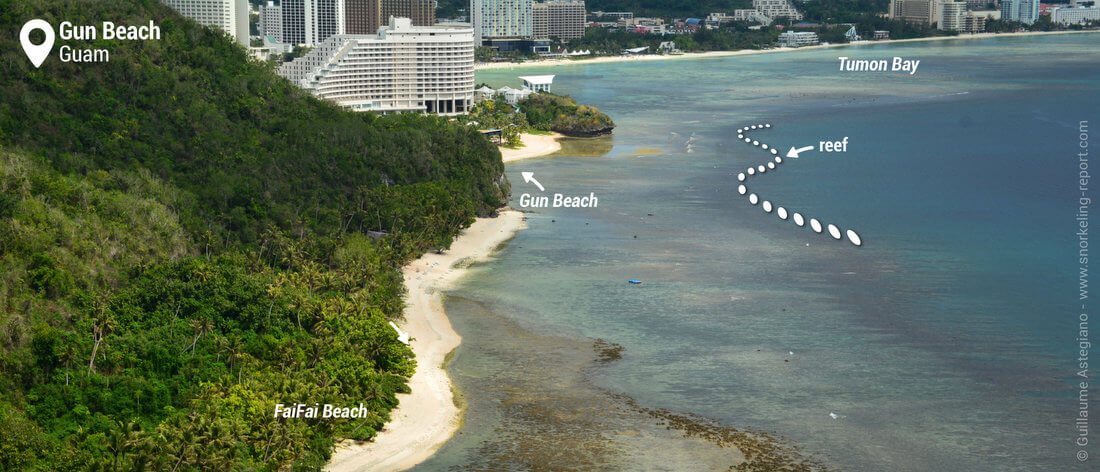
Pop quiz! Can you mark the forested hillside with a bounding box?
[0,0,508,470]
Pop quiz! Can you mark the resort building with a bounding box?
[260,1,283,42]
[472,0,534,44]
[707,10,771,25]
[589,11,633,20]
[937,1,967,30]
[281,0,346,46]
[888,0,936,24]
[533,1,587,40]
[381,0,437,29]
[777,31,819,47]
[346,0,437,34]
[159,0,249,46]
[960,12,984,32]
[1001,0,1041,24]
[345,0,383,33]
[277,17,475,115]
[1051,5,1100,24]
[752,0,804,20]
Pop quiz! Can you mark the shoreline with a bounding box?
[500,131,564,162]
[476,29,1099,71]
[325,210,527,472]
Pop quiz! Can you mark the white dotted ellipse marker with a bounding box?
[751,125,757,129]
[767,162,775,169]
[777,207,788,219]
[745,138,752,143]
[747,168,755,175]
[749,193,759,205]
[828,224,842,240]
[775,156,782,163]
[761,144,768,149]
[765,124,771,128]
[757,165,766,172]
[762,201,773,212]
[738,173,745,182]
[753,141,760,146]
[737,184,746,195]
[846,229,862,246]
[793,213,805,226]
[810,218,823,233]
[771,149,778,155]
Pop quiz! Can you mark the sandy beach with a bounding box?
[500,132,564,162]
[325,210,527,472]
[476,30,1099,71]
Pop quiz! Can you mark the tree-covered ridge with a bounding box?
[520,93,616,137]
[466,92,616,142]
[1,0,506,246]
[0,0,508,470]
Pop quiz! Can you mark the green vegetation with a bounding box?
[519,93,616,137]
[0,0,507,470]
[568,25,780,55]
[467,93,616,140]
[437,0,468,20]
[585,0,752,18]
[467,99,528,147]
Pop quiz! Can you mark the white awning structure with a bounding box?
[519,75,555,92]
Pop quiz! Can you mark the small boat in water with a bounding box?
[628,280,642,285]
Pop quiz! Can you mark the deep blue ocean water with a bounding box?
[412,34,1100,471]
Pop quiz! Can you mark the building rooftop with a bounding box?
[518,75,555,85]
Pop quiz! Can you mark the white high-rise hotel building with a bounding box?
[260,1,283,42]
[282,0,348,46]
[472,0,534,44]
[1001,0,1040,24]
[277,18,475,115]
[160,0,249,46]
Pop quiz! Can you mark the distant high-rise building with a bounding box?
[533,1,585,40]
[160,0,249,46]
[382,0,437,28]
[346,0,437,34]
[889,0,936,24]
[313,0,346,44]
[281,0,346,46]
[472,0,534,44]
[1001,0,1040,23]
[278,17,475,115]
[345,0,383,34]
[282,0,312,44]
[260,1,284,42]
[937,1,967,30]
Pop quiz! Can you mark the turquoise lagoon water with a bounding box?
[411,34,1100,471]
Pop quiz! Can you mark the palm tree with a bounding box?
[88,297,115,374]
[182,317,214,358]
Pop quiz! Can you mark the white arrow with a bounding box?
[388,321,409,345]
[786,145,815,158]
[521,172,545,192]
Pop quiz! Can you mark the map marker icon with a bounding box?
[20,19,54,68]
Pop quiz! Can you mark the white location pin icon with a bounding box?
[20,19,55,68]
